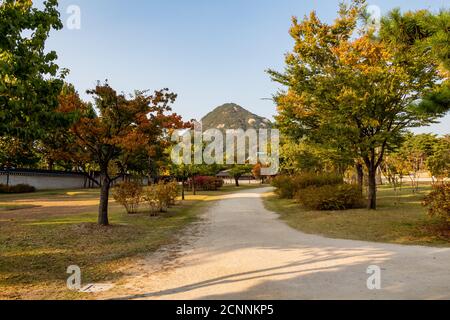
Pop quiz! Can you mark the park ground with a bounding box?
[264,185,450,247]
[0,184,449,299]
[97,187,449,300]
[0,185,258,299]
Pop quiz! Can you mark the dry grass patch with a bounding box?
[263,185,450,247]
[0,185,263,300]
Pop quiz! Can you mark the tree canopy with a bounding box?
[61,82,186,225]
[0,0,67,140]
[268,0,448,209]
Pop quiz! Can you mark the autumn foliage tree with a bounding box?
[269,0,448,209]
[35,84,92,171]
[63,82,185,226]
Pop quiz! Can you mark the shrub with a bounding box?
[0,184,36,194]
[189,176,224,191]
[165,181,179,206]
[112,181,143,214]
[271,173,343,199]
[271,175,296,198]
[142,184,159,214]
[423,183,450,225]
[295,184,365,211]
[214,177,224,189]
[143,181,180,214]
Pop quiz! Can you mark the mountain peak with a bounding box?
[201,103,272,131]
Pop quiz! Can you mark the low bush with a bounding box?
[164,181,179,206]
[423,183,450,225]
[189,176,224,191]
[271,175,296,198]
[143,181,179,214]
[271,173,343,199]
[0,184,36,194]
[295,184,365,211]
[112,181,143,214]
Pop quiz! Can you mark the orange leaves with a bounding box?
[110,130,146,152]
[57,91,84,113]
[65,82,189,175]
[331,35,393,75]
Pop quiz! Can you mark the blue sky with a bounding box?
[43,0,449,134]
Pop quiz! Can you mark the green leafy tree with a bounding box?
[380,8,450,71]
[397,133,439,190]
[280,138,353,175]
[229,165,252,187]
[427,136,450,182]
[268,0,447,209]
[380,8,450,116]
[0,136,39,169]
[0,0,66,140]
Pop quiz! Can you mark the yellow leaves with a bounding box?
[13,0,33,12]
[364,119,381,128]
[337,87,359,105]
[1,73,17,86]
[290,10,334,52]
[330,35,395,79]
[277,91,318,118]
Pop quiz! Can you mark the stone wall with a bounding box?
[0,169,89,190]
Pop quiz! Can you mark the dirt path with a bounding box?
[100,187,450,300]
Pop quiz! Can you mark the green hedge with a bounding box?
[295,184,365,211]
[271,173,343,199]
[0,184,36,194]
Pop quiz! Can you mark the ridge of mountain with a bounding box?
[201,103,272,131]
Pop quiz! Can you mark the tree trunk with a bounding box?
[367,166,377,210]
[356,163,364,196]
[181,179,185,200]
[48,159,54,171]
[147,157,156,186]
[235,177,240,187]
[98,175,110,226]
[377,168,383,186]
[192,175,196,195]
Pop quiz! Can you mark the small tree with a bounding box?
[65,82,184,226]
[427,137,450,184]
[395,133,439,191]
[252,163,262,183]
[229,165,252,187]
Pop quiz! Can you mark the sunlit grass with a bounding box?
[0,184,265,300]
[263,185,449,247]
[0,204,39,211]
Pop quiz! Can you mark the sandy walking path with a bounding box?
[101,187,450,300]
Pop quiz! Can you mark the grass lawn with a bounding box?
[0,204,39,211]
[0,184,262,300]
[263,184,450,247]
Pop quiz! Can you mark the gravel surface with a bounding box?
[101,187,450,300]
